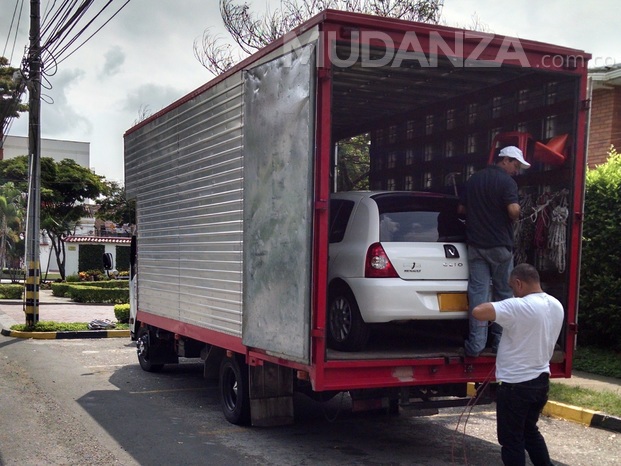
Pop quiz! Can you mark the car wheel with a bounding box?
[136,326,164,372]
[327,287,370,351]
[219,355,250,425]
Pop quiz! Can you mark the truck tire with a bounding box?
[327,287,370,351]
[136,326,164,372]
[219,355,250,425]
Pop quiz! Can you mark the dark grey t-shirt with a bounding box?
[460,165,518,249]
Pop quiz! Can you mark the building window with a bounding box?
[546,82,557,105]
[445,140,454,158]
[492,96,502,118]
[424,143,433,161]
[425,114,434,135]
[467,134,477,153]
[545,115,558,138]
[518,89,529,111]
[375,129,385,146]
[387,152,397,168]
[406,120,415,140]
[424,172,433,189]
[405,175,413,190]
[387,178,396,190]
[405,149,414,165]
[446,109,455,130]
[388,125,397,144]
[468,103,478,125]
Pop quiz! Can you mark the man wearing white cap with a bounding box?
[458,145,530,357]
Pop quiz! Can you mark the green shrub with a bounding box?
[66,274,80,282]
[580,146,621,351]
[0,284,23,299]
[114,304,130,323]
[51,283,71,297]
[70,280,129,289]
[68,285,128,304]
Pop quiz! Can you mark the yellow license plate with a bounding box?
[438,293,468,312]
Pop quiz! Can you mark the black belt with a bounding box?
[499,372,549,386]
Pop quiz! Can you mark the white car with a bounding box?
[328,191,469,351]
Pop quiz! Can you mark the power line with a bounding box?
[2,0,26,64]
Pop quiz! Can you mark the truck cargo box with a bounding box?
[125,10,590,425]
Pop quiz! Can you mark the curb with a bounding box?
[543,400,621,433]
[1,328,130,339]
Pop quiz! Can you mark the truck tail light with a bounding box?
[365,242,399,278]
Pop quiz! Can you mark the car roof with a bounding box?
[331,190,457,201]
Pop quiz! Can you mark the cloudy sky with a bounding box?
[2,0,619,184]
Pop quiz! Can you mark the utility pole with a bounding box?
[25,0,41,326]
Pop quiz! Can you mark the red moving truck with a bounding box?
[124,10,590,426]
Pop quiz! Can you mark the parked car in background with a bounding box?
[328,191,469,351]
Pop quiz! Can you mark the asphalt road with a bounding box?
[1,336,619,466]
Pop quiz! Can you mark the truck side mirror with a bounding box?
[102,252,114,270]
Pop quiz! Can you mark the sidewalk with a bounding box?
[0,289,126,339]
[1,292,620,432]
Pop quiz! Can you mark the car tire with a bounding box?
[327,286,370,351]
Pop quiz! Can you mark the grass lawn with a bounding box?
[548,345,621,416]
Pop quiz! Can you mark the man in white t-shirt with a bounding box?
[473,263,564,466]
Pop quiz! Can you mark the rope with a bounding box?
[514,193,534,264]
[533,194,550,251]
[548,202,568,273]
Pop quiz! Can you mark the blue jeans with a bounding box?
[496,373,553,466]
[464,245,514,356]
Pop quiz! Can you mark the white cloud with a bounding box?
[101,45,125,78]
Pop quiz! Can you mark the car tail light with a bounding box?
[365,242,399,278]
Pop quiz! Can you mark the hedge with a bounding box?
[51,282,129,304]
[67,285,129,304]
[579,147,621,351]
[0,284,24,299]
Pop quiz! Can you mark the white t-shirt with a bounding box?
[492,292,564,384]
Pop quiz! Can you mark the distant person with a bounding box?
[458,145,530,356]
[473,263,564,466]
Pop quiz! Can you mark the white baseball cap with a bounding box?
[499,146,531,169]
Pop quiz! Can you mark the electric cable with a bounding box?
[450,364,496,465]
[2,0,25,64]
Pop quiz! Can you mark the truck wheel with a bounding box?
[219,355,250,425]
[136,326,164,372]
[327,287,370,351]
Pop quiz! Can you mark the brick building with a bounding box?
[588,64,621,167]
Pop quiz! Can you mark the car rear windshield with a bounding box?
[374,194,465,243]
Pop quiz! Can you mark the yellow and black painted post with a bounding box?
[24,261,40,326]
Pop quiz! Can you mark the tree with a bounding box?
[0,57,28,158]
[336,134,370,191]
[579,146,621,351]
[95,181,135,229]
[0,183,25,276]
[194,0,444,75]
[0,156,107,280]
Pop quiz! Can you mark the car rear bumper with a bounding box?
[345,278,468,323]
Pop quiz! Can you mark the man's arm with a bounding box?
[472,302,496,321]
[507,202,520,221]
